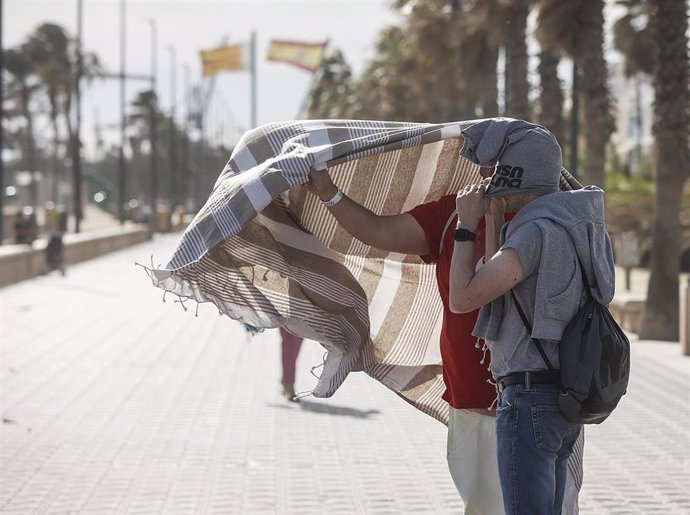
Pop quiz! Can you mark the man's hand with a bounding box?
[481,177,506,223]
[456,183,490,231]
[307,169,338,202]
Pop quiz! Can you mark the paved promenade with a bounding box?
[1,234,689,514]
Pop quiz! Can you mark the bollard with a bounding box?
[157,207,171,233]
[57,205,68,232]
[681,278,690,356]
[45,202,58,232]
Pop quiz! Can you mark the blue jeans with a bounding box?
[496,383,582,515]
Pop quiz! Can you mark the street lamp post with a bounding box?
[0,0,5,244]
[194,85,203,212]
[72,0,84,233]
[118,0,127,224]
[168,45,178,224]
[569,61,579,179]
[182,63,191,214]
[146,18,158,233]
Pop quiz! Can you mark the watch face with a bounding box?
[454,228,477,242]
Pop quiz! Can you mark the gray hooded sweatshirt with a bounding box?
[472,186,615,379]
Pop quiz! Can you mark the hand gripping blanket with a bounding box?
[145,119,579,424]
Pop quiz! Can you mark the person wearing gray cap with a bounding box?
[449,118,615,514]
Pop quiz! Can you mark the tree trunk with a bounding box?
[63,92,74,150]
[642,175,686,340]
[639,0,689,340]
[537,49,564,146]
[503,0,530,120]
[21,83,38,211]
[481,44,499,117]
[577,0,613,188]
[49,91,60,204]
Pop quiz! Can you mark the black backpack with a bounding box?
[511,255,630,424]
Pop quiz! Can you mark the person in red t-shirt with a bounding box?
[306,166,506,514]
[408,193,510,514]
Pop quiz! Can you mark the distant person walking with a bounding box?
[45,233,66,276]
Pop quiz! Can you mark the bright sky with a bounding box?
[6,0,399,154]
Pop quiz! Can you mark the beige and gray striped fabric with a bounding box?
[147,119,579,424]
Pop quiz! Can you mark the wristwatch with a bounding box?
[321,188,344,207]
[454,228,477,242]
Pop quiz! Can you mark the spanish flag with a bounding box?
[267,40,327,72]
[200,44,249,76]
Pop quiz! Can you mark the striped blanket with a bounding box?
[146,119,578,424]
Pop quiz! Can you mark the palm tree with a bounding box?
[28,23,72,204]
[353,0,504,122]
[306,49,355,119]
[535,0,614,187]
[4,45,40,211]
[354,25,422,121]
[128,89,189,210]
[352,21,436,121]
[612,2,654,77]
[128,89,158,206]
[536,49,564,146]
[458,31,499,118]
[62,50,100,158]
[458,0,505,118]
[12,23,102,209]
[306,0,509,123]
[639,0,689,340]
[503,0,531,119]
[612,0,655,172]
[399,0,469,122]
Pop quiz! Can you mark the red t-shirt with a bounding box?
[408,195,495,409]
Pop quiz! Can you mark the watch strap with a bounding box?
[454,228,477,242]
[321,188,344,207]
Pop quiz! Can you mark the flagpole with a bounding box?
[195,83,203,212]
[118,0,127,225]
[1,0,5,244]
[73,0,84,232]
[146,18,158,233]
[294,39,329,119]
[250,30,257,128]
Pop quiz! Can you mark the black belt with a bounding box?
[497,370,559,392]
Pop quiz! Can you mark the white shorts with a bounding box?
[447,408,504,515]
[447,407,582,515]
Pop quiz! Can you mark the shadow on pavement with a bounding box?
[268,399,380,419]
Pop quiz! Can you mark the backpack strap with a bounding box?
[510,249,593,372]
[510,289,556,372]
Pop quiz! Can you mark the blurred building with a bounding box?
[608,60,690,272]
[609,60,655,175]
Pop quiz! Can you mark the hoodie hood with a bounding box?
[505,185,615,304]
[460,117,563,198]
[473,184,616,345]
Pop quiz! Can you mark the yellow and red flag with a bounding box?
[200,44,249,76]
[267,39,327,72]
